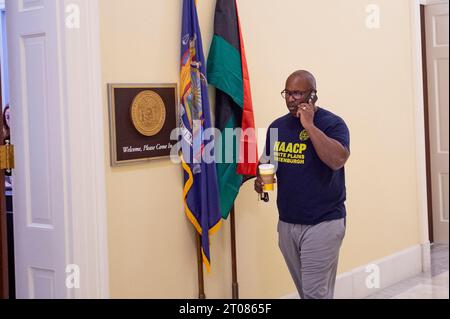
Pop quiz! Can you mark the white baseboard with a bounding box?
[421,242,431,273]
[281,243,431,299]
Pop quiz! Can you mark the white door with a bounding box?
[7,0,70,298]
[425,3,449,244]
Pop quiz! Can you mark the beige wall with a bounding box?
[100,0,422,298]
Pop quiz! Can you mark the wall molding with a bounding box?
[410,0,432,271]
[282,243,429,299]
[60,0,109,298]
[420,0,449,5]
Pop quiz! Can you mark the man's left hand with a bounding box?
[296,102,315,129]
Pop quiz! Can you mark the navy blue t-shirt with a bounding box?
[264,107,350,225]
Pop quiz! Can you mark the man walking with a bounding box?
[255,70,350,299]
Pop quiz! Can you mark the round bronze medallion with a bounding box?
[130,90,166,137]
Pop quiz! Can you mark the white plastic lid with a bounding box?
[259,164,275,173]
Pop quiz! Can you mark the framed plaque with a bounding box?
[108,83,178,166]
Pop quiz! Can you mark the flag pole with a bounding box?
[196,232,206,299]
[230,204,239,299]
[229,176,256,299]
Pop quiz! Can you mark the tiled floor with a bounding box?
[367,244,449,299]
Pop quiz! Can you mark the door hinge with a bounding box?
[0,142,14,170]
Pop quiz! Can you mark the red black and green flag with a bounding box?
[207,0,258,219]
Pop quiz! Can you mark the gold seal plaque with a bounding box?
[130,90,166,137]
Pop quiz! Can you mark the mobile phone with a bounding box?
[308,90,318,104]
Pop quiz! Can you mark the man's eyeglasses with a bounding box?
[281,89,310,100]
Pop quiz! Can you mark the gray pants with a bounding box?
[278,218,346,299]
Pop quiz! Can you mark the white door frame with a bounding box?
[7,0,109,298]
[410,0,448,270]
[409,0,436,272]
[60,0,109,298]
